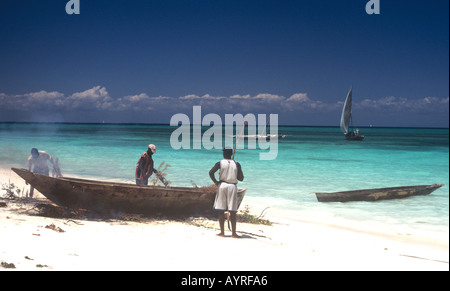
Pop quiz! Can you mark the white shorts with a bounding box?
[213,182,238,212]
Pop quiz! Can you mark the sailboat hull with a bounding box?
[346,134,365,141]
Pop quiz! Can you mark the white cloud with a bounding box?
[123,93,150,102]
[0,86,448,122]
[230,94,251,99]
[283,93,338,112]
[286,93,309,103]
[70,86,109,99]
[67,86,112,110]
[357,96,449,112]
[253,93,285,102]
[26,90,64,100]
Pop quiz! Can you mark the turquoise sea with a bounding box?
[0,123,448,235]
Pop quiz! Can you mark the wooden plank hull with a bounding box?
[242,135,286,141]
[12,168,246,215]
[315,184,444,202]
[346,135,365,141]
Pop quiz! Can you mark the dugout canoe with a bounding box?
[12,168,246,215]
[315,184,444,202]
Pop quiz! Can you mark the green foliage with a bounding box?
[1,181,25,199]
[151,161,171,186]
[238,205,272,226]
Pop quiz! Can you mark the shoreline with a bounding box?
[1,166,449,271]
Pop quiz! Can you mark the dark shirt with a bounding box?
[135,152,154,184]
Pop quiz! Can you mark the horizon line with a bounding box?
[0,121,448,130]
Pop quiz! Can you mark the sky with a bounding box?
[0,0,448,127]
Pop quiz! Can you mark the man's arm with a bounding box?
[147,157,158,177]
[135,156,144,179]
[236,162,244,182]
[43,152,55,167]
[209,162,220,185]
[146,158,154,178]
[27,156,32,171]
[48,155,54,166]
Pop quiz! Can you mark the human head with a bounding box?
[223,147,233,159]
[147,144,156,155]
[31,148,39,158]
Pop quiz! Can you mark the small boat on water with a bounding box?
[241,134,286,141]
[240,114,286,141]
[315,184,444,202]
[12,168,246,215]
[340,86,365,141]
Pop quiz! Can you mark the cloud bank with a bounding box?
[0,86,448,127]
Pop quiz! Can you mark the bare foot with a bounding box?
[216,233,225,237]
[231,233,241,239]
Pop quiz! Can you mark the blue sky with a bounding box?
[0,0,448,127]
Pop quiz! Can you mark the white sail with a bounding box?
[340,86,353,135]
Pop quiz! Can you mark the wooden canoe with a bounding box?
[315,184,444,202]
[12,168,246,215]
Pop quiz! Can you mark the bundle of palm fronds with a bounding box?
[151,161,171,186]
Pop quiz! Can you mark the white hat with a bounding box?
[148,144,156,153]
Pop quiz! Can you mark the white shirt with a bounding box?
[27,151,52,172]
[219,159,238,184]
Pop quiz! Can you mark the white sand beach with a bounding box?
[1,166,448,271]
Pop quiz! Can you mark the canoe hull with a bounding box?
[12,168,246,215]
[346,135,365,141]
[315,184,444,202]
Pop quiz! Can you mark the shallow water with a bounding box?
[0,123,448,235]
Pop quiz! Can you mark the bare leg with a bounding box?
[230,212,240,238]
[217,211,225,237]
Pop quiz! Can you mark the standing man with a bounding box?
[27,148,55,197]
[135,144,157,185]
[209,147,244,238]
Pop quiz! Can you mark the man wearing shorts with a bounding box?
[209,147,244,238]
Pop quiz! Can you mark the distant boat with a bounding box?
[241,134,286,141]
[315,184,444,202]
[12,168,246,215]
[340,86,365,141]
[241,114,286,141]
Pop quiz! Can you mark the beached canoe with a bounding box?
[12,168,246,215]
[315,184,444,202]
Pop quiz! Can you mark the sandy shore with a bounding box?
[1,166,448,271]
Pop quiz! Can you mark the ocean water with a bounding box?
[0,123,448,235]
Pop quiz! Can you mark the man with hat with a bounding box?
[209,146,244,238]
[135,144,157,185]
[27,148,55,197]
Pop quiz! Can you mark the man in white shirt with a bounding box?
[27,148,55,197]
[209,147,244,238]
